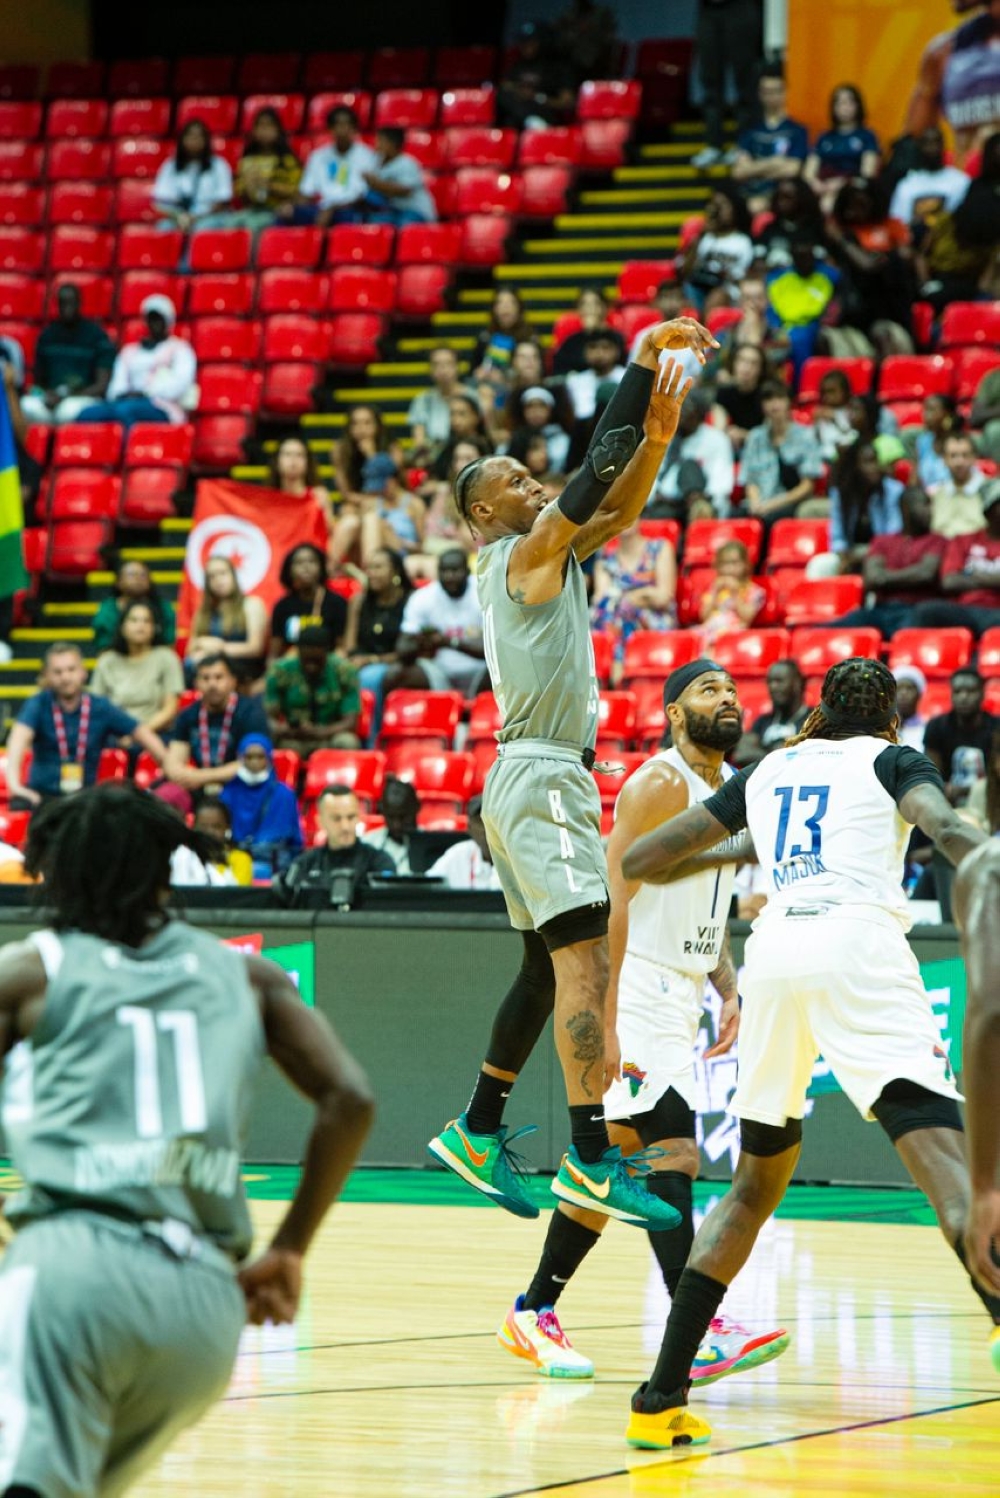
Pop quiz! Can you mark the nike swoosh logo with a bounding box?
[455,1123,489,1169]
[552,1275,570,1283]
[589,1113,604,1122]
[564,1157,611,1199]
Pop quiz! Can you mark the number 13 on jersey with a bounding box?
[773,784,830,862]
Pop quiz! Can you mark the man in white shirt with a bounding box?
[394,549,485,694]
[361,128,437,226]
[427,797,502,890]
[565,330,627,421]
[74,295,196,430]
[931,431,986,539]
[296,106,377,227]
[889,126,971,229]
[651,389,736,518]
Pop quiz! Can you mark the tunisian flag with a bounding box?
[177,479,328,633]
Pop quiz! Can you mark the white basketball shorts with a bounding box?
[604,950,705,1121]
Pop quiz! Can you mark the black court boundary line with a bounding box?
[487,1393,1000,1498]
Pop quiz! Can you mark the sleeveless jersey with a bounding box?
[477,532,599,749]
[2,921,264,1258]
[942,16,1000,133]
[624,748,738,975]
[744,738,914,926]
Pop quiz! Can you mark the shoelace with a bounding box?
[707,1315,749,1337]
[497,1124,539,1185]
[616,1144,668,1178]
[537,1310,570,1347]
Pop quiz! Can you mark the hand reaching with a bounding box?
[238,1247,303,1325]
[704,995,740,1058]
[964,1189,1000,1299]
[636,318,719,369]
[643,358,695,448]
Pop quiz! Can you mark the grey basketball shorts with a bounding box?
[482,752,609,930]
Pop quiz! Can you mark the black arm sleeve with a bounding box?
[702,766,753,835]
[556,362,655,525]
[873,743,946,806]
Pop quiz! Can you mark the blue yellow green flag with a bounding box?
[0,384,26,598]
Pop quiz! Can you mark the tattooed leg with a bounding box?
[550,939,609,1104]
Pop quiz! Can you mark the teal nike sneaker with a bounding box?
[551,1145,682,1229]
[427,1114,539,1219]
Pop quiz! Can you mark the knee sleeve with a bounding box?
[537,900,610,953]
[484,931,555,1074]
[632,1086,697,1148]
[871,1079,964,1144]
[740,1116,803,1157]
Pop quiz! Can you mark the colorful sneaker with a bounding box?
[991,1325,1000,1374]
[427,1115,539,1219]
[497,1296,595,1379]
[690,1315,790,1385]
[551,1146,682,1229]
[626,1384,712,1450]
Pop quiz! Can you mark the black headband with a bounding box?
[819,698,896,732]
[664,658,728,706]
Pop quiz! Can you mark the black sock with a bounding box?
[465,1070,513,1135]
[952,1235,1000,1325]
[568,1103,610,1164]
[647,1173,695,1299]
[523,1210,602,1312]
[647,1267,728,1400]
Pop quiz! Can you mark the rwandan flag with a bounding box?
[0,385,26,599]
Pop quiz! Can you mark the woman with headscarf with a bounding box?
[76,295,197,429]
[220,734,304,880]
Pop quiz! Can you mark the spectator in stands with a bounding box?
[426,795,502,889]
[917,131,1000,308]
[649,387,736,518]
[422,438,490,560]
[911,478,1000,636]
[361,127,437,227]
[212,106,302,231]
[888,126,971,230]
[218,733,303,879]
[812,370,856,462]
[554,0,618,84]
[5,642,166,810]
[691,0,762,171]
[390,548,485,695]
[734,659,809,765]
[0,334,24,393]
[472,289,533,382]
[713,342,766,455]
[846,392,904,464]
[92,556,176,655]
[911,394,961,491]
[407,347,468,460]
[965,726,1000,835]
[681,187,755,311]
[509,337,547,391]
[566,329,627,421]
[89,599,184,735]
[185,555,268,682]
[731,66,808,212]
[76,297,196,431]
[930,430,987,537]
[590,518,678,656]
[497,22,576,130]
[923,667,998,805]
[267,434,333,537]
[152,119,233,233]
[295,106,376,227]
[752,178,826,266]
[163,651,268,796]
[828,438,905,568]
[363,776,420,873]
[429,394,493,482]
[169,798,253,887]
[741,377,825,526]
[344,546,413,742]
[825,180,916,340]
[551,288,614,376]
[894,665,929,752]
[804,85,881,213]
[626,281,705,375]
[697,540,766,647]
[504,387,571,473]
[903,1,1000,169]
[972,362,1000,464]
[273,785,396,905]
[329,404,403,571]
[765,239,838,379]
[20,284,115,427]
[358,454,428,574]
[270,543,347,657]
[830,486,946,638]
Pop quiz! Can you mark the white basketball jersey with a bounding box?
[746,738,913,928]
[625,747,739,975]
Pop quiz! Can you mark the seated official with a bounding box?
[272,785,396,906]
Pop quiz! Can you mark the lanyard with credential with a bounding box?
[52,693,91,794]
[198,694,237,768]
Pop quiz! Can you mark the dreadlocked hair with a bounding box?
[25,782,221,950]
[787,656,900,746]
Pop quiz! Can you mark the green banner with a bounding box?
[262,940,315,1008]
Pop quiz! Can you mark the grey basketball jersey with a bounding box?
[477,532,599,749]
[2,921,265,1258]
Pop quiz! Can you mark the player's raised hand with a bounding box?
[635,317,719,369]
[643,357,694,448]
[238,1246,304,1325]
[964,1188,1000,1299]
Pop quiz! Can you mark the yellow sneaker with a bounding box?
[626,1384,712,1450]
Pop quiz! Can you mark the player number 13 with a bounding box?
[773,784,830,861]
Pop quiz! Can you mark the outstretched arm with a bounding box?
[622,800,736,885]
[898,781,986,868]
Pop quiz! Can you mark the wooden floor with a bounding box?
[130,1192,1000,1498]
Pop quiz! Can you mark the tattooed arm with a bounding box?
[705,928,739,1059]
[622,768,750,885]
[656,828,755,884]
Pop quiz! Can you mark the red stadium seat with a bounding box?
[327,312,385,366]
[596,690,638,750]
[175,96,239,135]
[10,326,40,374]
[453,167,524,216]
[260,363,320,417]
[790,627,882,675]
[52,423,122,469]
[48,182,112,225]
[237,53,301,93]
[269,748,302,792]
[262,314,325,361]
[0,142,43,182]
[46,99,108,138]
[373,89,438,130]
[118,468,179,525]
[978,627,1000,674]
[0,103,42,140]
[516,126,582,168]
[395,222,461,265]
[115,227,182,273]
[389,748,475,809]
[438,86,495,126]
[328,223,394,265]
[953,346,999,404]
[107,59,169,96]
[45,519,113,578]
[124,422,194,468]
[0,808,30,851]
[593,752,645,807]
[256,227,323,269]
[683,517,763,570]
[380,690,463,747]
[939,301,1000,349]
[434,47,498,87]
[116,270,182,317]
[0,273,44,319]
[400,129,444,171]
[108,98,171,138]
[877,354,954,402]
[0,65,40,101]
[616,260,677,303]
[131,749,161,791]
[459,213,511,268]
[45,470,120,520]
[577,80,642,120]
[306,90,373,133]
[765,518,831,570]
[591,630,614,686]
[186,272,254,317]
[520,166,572,218]
[711,629,791,677]
[0,186,45,228]
[631,679,667,750]
[733,677,773,728]
[467,692,501,742]
[984,679,1000,715]
[396,264,450,317]
[191,414,252,470]
[189,316,258,362]
[443,126,517,169]
[302,53,366,91]
[608,303,660,345]
[782,576,864,625]
[188,229,252,272]
[622,630,698,687]
[0,230,45,274]
[47,274,112,320]
[368,49,431,90]
[197,365,261,414]
[797,356,874,404]
[45,138,110,182]
[257,267,328,314]
[239,93,305,135]
[113,178,156,224]
[328,265,397,313]
[579,119,631,169]
[47,226,114,274]
[888,628,974,678]
[172,56,236,94]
